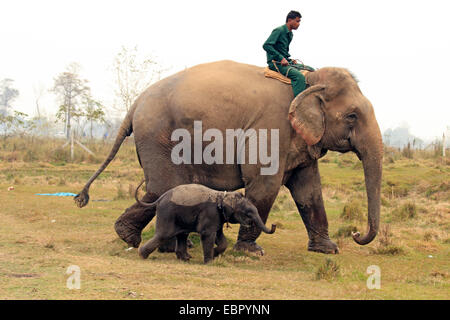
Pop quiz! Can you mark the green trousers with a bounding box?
[268,61,315,97]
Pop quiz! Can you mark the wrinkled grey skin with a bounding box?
[75,60,382,256]
[136,184,276,263]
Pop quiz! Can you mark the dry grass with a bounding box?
[0,142,449,299]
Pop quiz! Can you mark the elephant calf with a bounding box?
[136,183,276,264]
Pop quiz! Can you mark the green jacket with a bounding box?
[262,24,293,64]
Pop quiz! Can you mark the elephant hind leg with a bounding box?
[115,192,159,248]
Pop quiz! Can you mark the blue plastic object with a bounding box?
[35,192,78,197]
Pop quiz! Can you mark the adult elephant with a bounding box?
[75,60,382,255]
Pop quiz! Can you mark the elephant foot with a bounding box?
[114,219,142,248]
[233,240,265,256]
[214,248,226,257]
[138,246,150,259]
[176,251,192,262]
[308,238,339,254]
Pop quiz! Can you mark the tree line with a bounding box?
[0,46,165,140]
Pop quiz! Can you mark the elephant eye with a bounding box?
[346,113,358,122]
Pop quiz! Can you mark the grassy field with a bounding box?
[0,138,449,299]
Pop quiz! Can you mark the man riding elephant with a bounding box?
[263,10,315,97]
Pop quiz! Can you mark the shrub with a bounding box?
[341,199,364,222]
[370,245,405,255]
[315,258,340,280]
[423,231,439,241]
[392,202,417,220]
[378,224,393,247]
[425,182,450,201]
[333,225,358,238]
[24,150,38,162]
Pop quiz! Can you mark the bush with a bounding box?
[333,225,358,238]
[23,150,38,162]
[392,202,417,220]
[340,199,364,222]
[425,182,450,201]
[423,231,439,242]
[315,258,340,280]
[370,224,405,255]
[371,245,405,255]
[378,225,393,247]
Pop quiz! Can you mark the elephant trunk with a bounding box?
[352,126,383,245]
[250,210,276,234]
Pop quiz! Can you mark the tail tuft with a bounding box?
[74,189,90,208]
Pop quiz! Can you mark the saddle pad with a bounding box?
[264,67,309,84]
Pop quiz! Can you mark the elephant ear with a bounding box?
[288,85,326,146]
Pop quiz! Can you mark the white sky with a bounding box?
[1,0,449,140]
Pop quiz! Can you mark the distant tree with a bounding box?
[51,63,90,139]
[383,124,422,149]
[112,45,166,113]
[83,97,106,139]
[383,128,392,146]
[0,79,19,116]
[0,110,28,139]
[33,82,46,119]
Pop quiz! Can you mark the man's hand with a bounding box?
[291,59,297,64]
[281,58,289,66]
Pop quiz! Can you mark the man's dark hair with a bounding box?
[286,10,302,23]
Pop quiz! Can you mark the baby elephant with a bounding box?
[136,183,276,264]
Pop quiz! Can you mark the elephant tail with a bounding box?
[134,179,159,209]
[74,103,136,208]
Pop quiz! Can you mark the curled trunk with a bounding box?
[250,211,276,234]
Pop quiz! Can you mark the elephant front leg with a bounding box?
[175,233,192,261]
[286,162,339,254]
[234,176,282,255]
[201,232,216,264]
[214,228,227,257]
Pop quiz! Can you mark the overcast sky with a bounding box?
[1,0,449,140]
